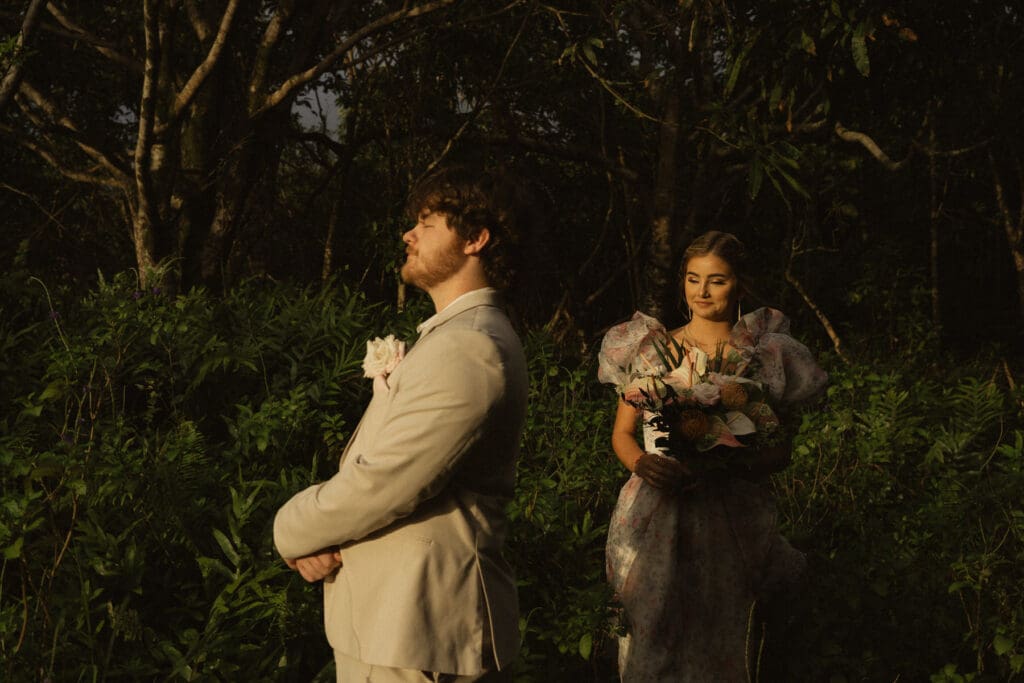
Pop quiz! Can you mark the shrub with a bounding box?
[2,272,1022,681]
[0,273,390,681]
[773,363,1024,681]
[508,333,621,681]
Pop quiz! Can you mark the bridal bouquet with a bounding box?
[616,333,780,462]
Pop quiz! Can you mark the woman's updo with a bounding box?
[680,230,748,276]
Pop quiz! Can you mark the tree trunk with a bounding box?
[642,87,681,319]
[132,0,161,289]
[321,196,339,284]
[989,152,1024,324]
[927,119,943,333]
[176,79,219,290]
[132,209,158,286]
[202,150,253,287]
[2,1,459,290]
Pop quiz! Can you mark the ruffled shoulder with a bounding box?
[731,307,827,408]
[597,311,669,387]
[731,306,790,345]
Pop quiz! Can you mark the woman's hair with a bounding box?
[405,165,527,290]
[677,230,751,307]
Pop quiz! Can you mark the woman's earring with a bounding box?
[736,300,743,322]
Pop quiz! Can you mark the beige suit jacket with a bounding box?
[273,288,527,675]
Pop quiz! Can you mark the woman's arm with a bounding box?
[611,399,687,488]
[611,400,645,472]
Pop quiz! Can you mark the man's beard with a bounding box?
[400,242,464,290]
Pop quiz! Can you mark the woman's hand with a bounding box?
[634,452,689,490]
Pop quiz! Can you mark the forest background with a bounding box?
[1,1,1022,681]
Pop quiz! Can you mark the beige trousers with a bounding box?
[334,651,510,683]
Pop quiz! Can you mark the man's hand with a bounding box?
[285,548,343,583]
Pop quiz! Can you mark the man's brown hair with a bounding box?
[406,166,526,290]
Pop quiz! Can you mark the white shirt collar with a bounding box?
[416,287,496,334]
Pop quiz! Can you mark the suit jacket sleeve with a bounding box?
[273,327,506,559]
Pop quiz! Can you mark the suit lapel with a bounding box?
[337,288,503,469]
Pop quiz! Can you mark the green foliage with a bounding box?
[508,334,621,680]
[0,274,386,681]
[0,34,19,63]
[3,273,1023,680]
[773,363,1024,681]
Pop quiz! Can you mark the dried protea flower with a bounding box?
[719,382,749,410]
[675,409,710,441]
[750,402,779,432]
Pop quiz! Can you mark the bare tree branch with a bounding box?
[833,121,913,171]
[578,102,619,281]
[989,151,1024,323]
[913,137,993,158]
[0,181,74,234]
[477,133,640,182]
[155,0,240,135]
[292,130,348,158]
[420,5,531,179]
[788,119,828,133]
[254,0,457,118]
[17,80,130,184]
[328,24,430,73]
[791,84,825,122]
[182,0,212,42]
[0,0,46,113]
[786,240,850,364]
[990,152,1023,245]
[44,2,140,72]
[249,0,296,112]
[0,124,126,189]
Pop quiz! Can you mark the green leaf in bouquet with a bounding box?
[650,332,687,372]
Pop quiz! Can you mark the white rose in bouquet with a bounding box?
[689,382,721,406]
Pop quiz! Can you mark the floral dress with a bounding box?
[597,308,828,682]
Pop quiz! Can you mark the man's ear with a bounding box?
[463,227,490,255]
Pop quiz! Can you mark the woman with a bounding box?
[597,231,827,681]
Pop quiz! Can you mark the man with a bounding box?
[274,166,528,682]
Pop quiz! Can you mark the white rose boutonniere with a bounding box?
[363,334,405,394]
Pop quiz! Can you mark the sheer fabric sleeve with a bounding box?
[731,307,828,409]
[597,312,669,388]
